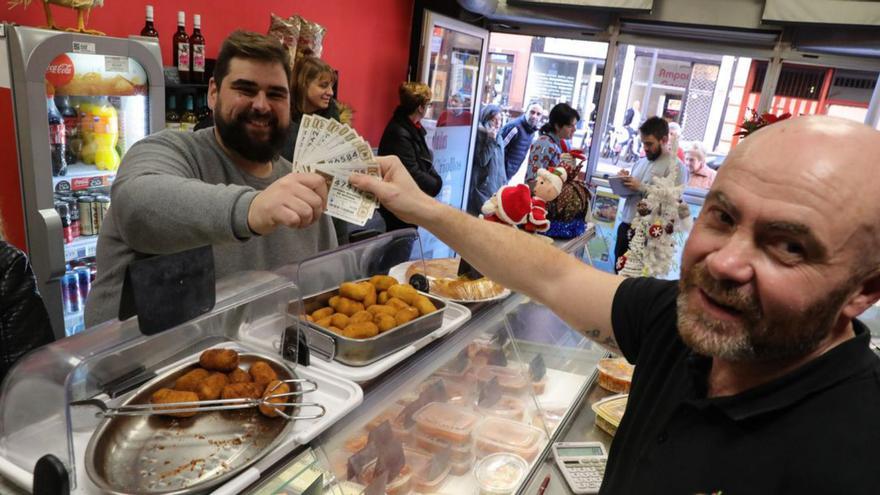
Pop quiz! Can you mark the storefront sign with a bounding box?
[655,62,692,88]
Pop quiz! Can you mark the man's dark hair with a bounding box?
[639,116,669,141]
[213,31,291,88]
[540,103,580,135]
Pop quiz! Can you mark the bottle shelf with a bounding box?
[53,163,115,193]
[64,235,98,262]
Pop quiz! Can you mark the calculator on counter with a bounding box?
[552,441,608,494]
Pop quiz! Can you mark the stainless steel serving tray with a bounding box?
[291,285,447,367]
[84,351,298,495]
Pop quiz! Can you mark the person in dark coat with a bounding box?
[377,82,442,232]
[499,102,543,180]
[0,218,54,383]
[467,105,507,216]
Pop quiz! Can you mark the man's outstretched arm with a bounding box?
[351,156,624,352]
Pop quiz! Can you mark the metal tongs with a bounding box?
[72,379,326,421]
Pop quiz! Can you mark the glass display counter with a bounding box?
[248,228,612,494]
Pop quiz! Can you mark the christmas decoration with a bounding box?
[734,108,791,138]
[482,167,566,233]
[545,152,593,239]
[616,141,693,278]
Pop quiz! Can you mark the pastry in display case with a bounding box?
[389,257,511,303]
[295,301,605,494]
[596,356,635,393]
[0,271,361,494]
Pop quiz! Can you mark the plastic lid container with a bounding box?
[474,452,528,495]
[358,460,412,495]
[413,429,473,462]
[531,400,568,433]
[591,393,628,437]
[597,357,635,393]
[405,447,451,493]
[450,453,475,476]
[420,377,475,406]
[476,395,526,421]
[367,402,413,443]
[475,417,546,461]
[412,402,481,443]
[475,365,530,396]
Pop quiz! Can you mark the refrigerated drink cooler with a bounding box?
[0,24,165,338]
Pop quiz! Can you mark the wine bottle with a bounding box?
[189,14,206,84]
[180,95,198,132]
[165,94,180,131]
[172,11,190,83]
[140,5,158,38]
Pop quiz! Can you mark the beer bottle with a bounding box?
[172,11,190,83]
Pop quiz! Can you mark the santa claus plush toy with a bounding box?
[481,167,567,233]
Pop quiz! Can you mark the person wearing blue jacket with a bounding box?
[499,103,543,180]
[467,105,507,216]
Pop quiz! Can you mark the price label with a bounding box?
[72,41,96,54]
[104,55,128,73]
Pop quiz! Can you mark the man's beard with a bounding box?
[214,101,288,163]
[676,261,854,362]
[645,146,662,161]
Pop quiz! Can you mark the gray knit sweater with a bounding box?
[85,128,337,327]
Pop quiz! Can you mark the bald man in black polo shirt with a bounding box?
[354,115,880,494]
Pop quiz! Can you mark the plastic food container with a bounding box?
[592,393,628,436]
[475,417,546,461]
[597,357,635,393]
[412,402,481,443]
[367,402,413,443]
[450,453,475,476]
[357,460,413,495]
[406,447,451,493]
[531,400,568,433]
[475,365,530,396]
[419,377,475,406]
[413,429,472,462]
[476,395,526,421]
[474,452,528,495]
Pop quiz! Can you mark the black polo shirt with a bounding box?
[602,277,880,495]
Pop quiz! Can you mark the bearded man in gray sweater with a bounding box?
[85,31,337,327]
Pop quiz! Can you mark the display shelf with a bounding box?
[52,163,115,193]
[64,235,98,261]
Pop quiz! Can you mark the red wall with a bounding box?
[1,0,414,144]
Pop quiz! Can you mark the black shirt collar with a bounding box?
[685,320,877,421]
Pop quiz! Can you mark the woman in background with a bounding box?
[282,56,340,162]
[466,104,506,216]
[525,103,580,186]
[0,216,54,382]
[377,82,443,232]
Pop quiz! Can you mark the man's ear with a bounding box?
[841,270,880,319]
[207,77,218,111]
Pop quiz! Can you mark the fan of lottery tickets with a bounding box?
[293,114,381,226]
